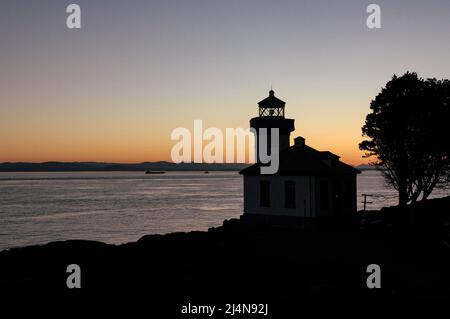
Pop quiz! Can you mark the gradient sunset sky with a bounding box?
[1,0,450,165]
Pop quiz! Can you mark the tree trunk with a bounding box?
[421,178,438,201]
[398,175,408,206]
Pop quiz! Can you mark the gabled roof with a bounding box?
[258,90,286,108]
[239,144,361,176]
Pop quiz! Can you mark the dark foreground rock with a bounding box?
[1,197,449,301]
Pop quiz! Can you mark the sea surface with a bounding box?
[1,170,449,250]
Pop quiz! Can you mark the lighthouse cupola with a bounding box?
[258,89,286,117]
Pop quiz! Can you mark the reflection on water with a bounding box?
[0,171,243,250]
[0,170,449,250]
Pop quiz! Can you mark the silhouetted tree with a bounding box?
[360,72,450,206]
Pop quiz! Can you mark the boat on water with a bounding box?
[145,170,165,174]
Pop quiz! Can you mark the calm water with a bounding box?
[1,170,449,250]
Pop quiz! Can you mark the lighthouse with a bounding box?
[240,90,360,218]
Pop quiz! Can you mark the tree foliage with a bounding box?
[360,72,450,206]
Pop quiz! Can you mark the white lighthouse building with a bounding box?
[239,90,360,218]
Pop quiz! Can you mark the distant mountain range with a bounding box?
[0,161,249,172]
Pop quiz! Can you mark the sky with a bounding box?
[1,0,450,165]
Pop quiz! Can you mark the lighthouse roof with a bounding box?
[239,142,360,176]
[258,90,286,108]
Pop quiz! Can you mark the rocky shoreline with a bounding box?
[1,197,449,299]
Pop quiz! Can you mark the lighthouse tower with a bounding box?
[251,90,295,161]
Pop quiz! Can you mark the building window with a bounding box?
[285,181,296,208]
[320,180,329,210]
[260,180,270,207]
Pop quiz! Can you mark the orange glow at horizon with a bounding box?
[0,122,369,166]
[0,92,370,166]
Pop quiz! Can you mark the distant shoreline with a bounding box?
[0,161,249,172]
[0,161,376,172]
[0,169,245,172]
